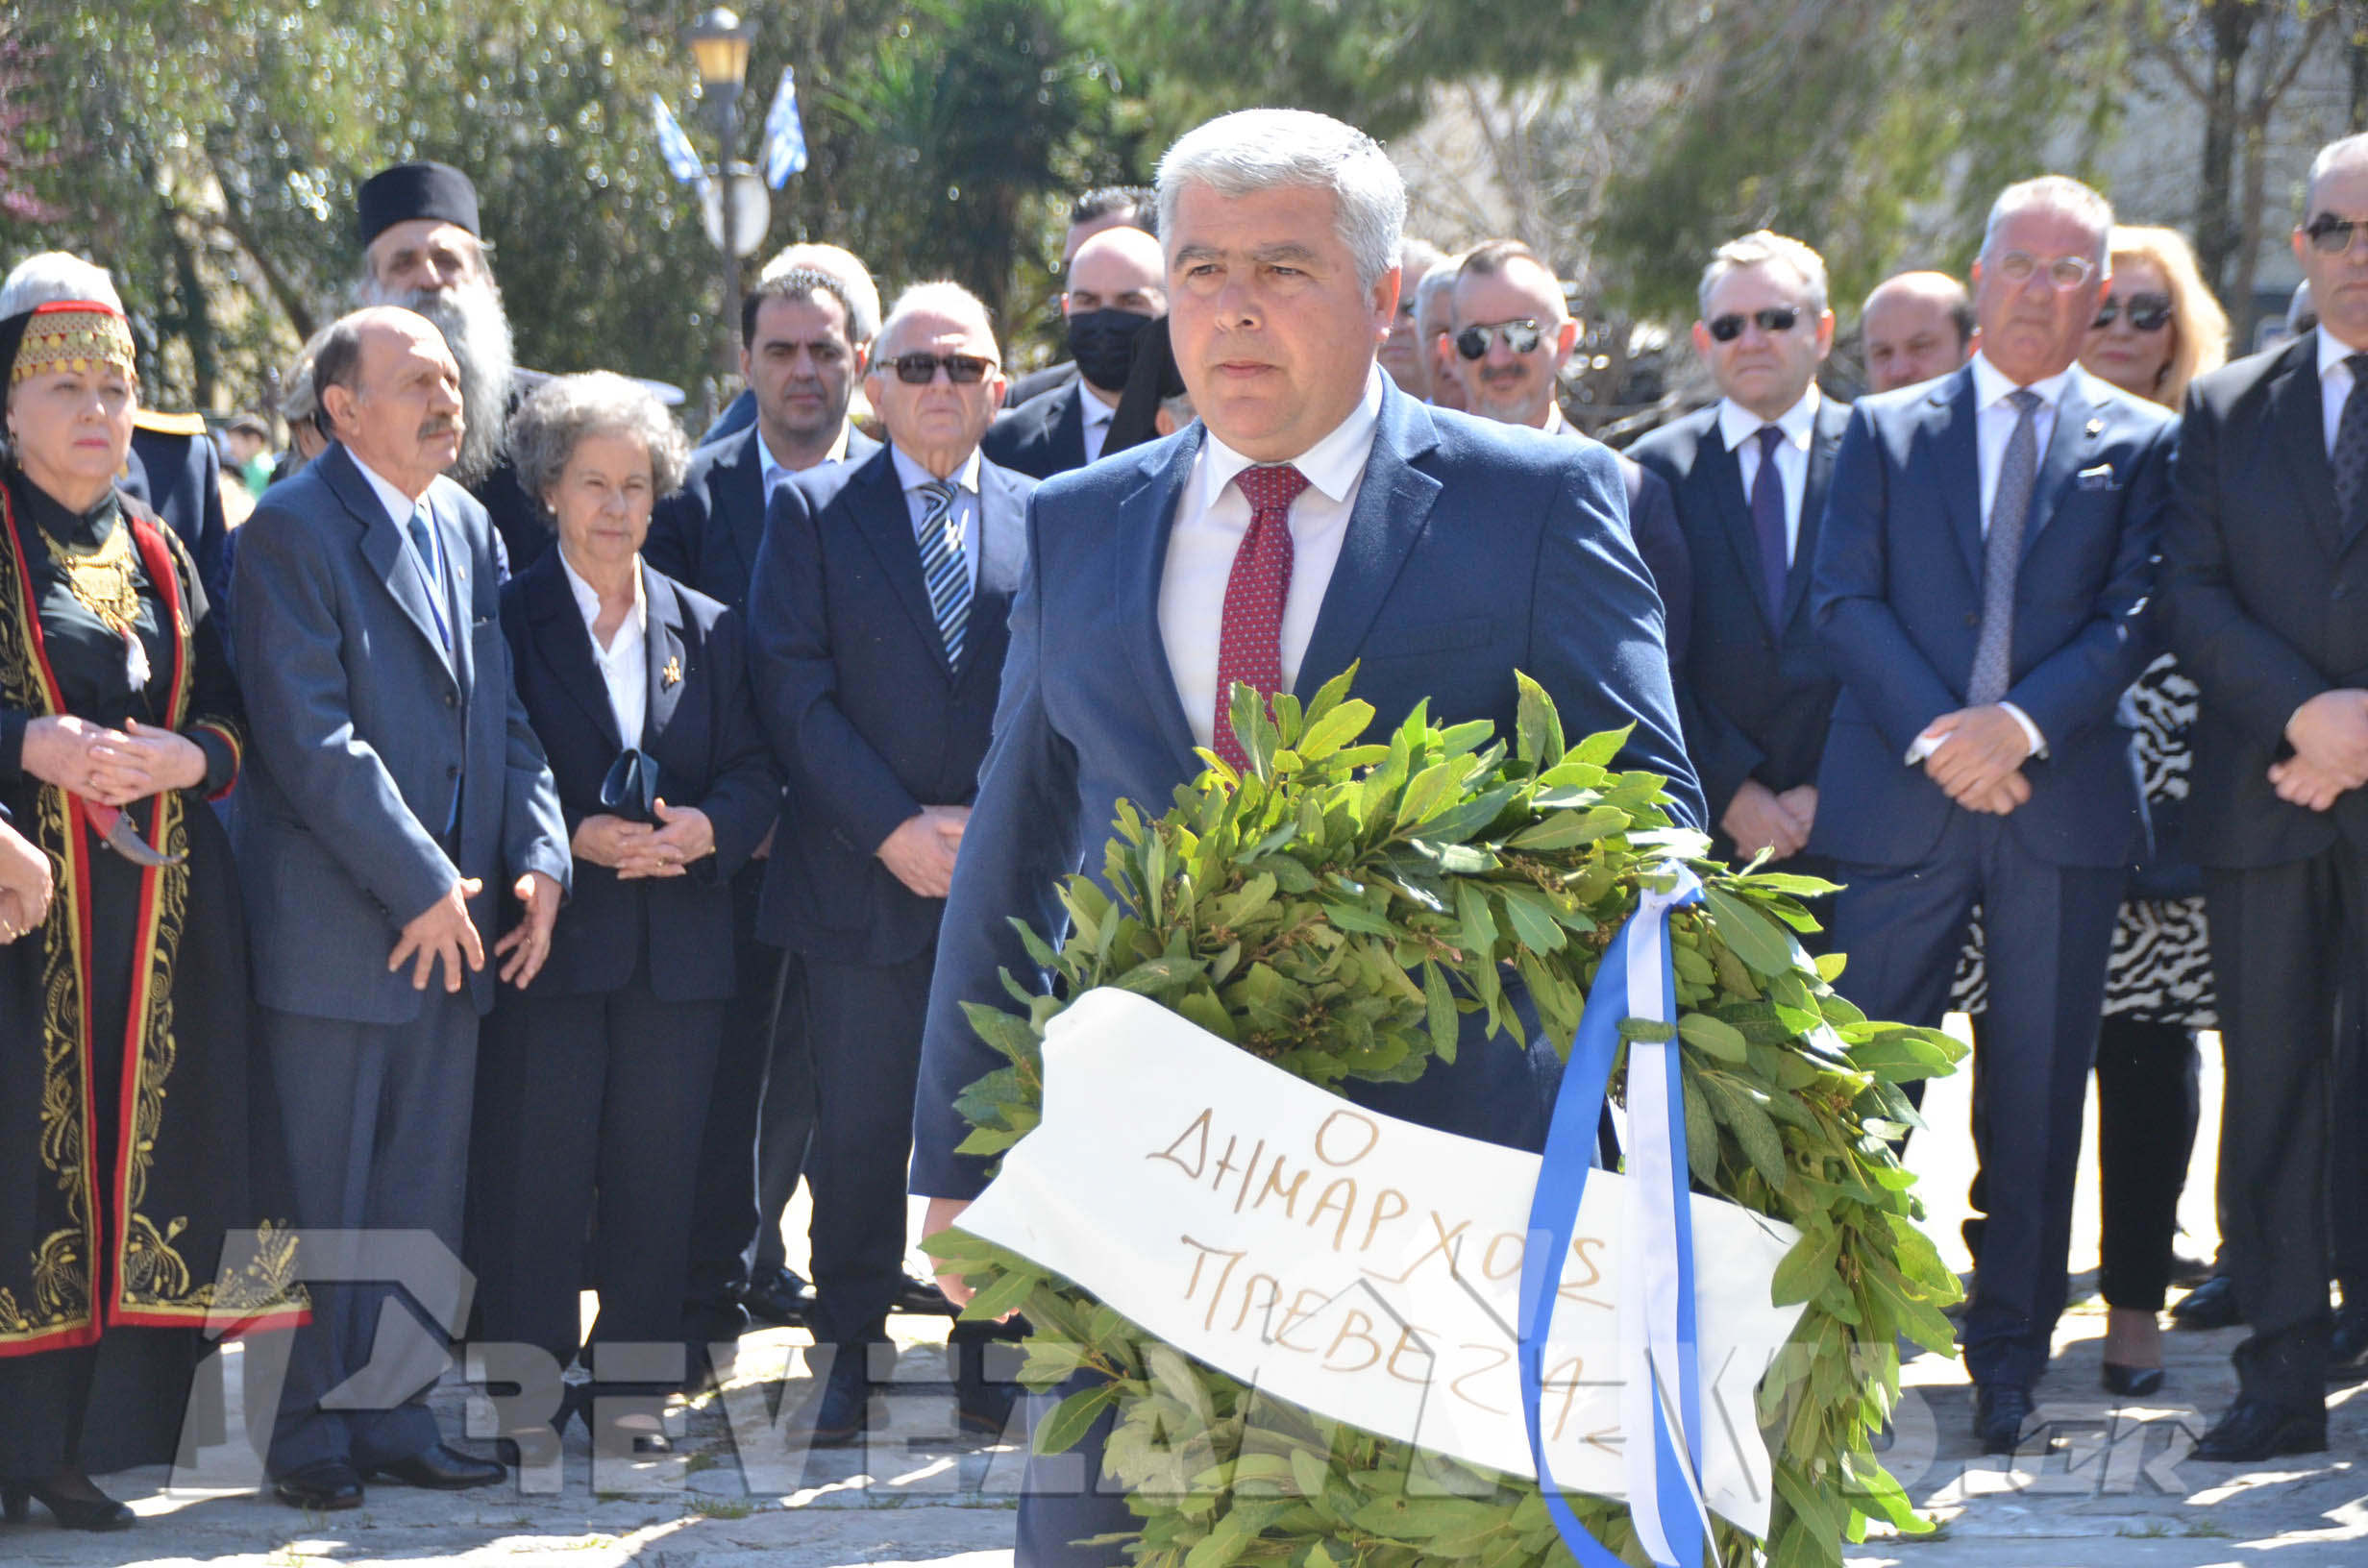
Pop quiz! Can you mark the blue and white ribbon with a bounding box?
[650,92,710,189]
[760,66,809,188]
[1518,864,1714,1568]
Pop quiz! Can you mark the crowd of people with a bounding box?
[0,101,2364,1565]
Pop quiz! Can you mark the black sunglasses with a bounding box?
[1454,319,1544,360]
[2092,292,2173,331]
[1707,306,1801,342]
[886,353,997,384]
[2306,213,2368,256]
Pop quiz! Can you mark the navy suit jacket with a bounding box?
[646,423,883,614]
[125,420,234,617]
[980,382,1089,479]
[497,552,779,1000]
[749,447,1035,965]
[1808,364,2173,870]
[1630,396,1849,842]
[913,380,1705,1198]
[233,442,571,1023]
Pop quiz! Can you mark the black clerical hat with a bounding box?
[357,161,481,250]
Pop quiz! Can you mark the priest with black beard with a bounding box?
[981,224,1166,479]
[354,162,546,572]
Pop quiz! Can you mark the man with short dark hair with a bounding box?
[984,226,1167,478]
[1862,270,1977,394]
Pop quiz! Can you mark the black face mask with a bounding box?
[1067,307,1155,393]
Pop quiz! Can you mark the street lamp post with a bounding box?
[689,7,757,380]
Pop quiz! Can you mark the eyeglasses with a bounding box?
[1454,319,1544,360]
[1706,306,1802,342]
[2091,292,2173,331]
[2305,213,2368,256]
[886,353,998,384]
[1989,249,2100,290]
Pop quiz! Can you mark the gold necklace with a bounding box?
[44,517,142,640]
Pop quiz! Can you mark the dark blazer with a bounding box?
[498,551,779,999]
[980,382,1089,479]
[1630,396,1849,840]
[1808,363,2174,870]
[2165,333,2368,868]
[1615,452,1693,681]
[126,416,233,616]
[913,380,1704,1198]
[748,446,1036,965]
[646,423,884,614]
[232,441,572,1023]
[1006,360,1080,408]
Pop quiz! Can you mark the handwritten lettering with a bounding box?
[1314,1109,1379,1167]
[1178,1235,1247,1333]
[1272,1288,1330,1354]
[1483,1231,1525,1282]
[1359,1188,1410,1253]
[1150,1109,1213,1180]
[1557,1234,1612,1311]
[1254,1157,1308,1218]
[1308,1178,1358,1251]
[1451,1343,1512,1415]
[1324,1310,1383,1373]
[1385,1323,1437,1385]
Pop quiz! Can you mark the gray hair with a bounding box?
[279,324,337,426]
[874,281,1000,363]
[1399,236,1444,277]
[757,242,880,344]
[1155,110,1407,291]
[1981,176,2115,266]
[506,371,691,515]
[0,252,123,317]
[1413,259,1462,327]
[1697,229,1830,320]
[2309,134,2368,208]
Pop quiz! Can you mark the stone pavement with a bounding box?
[17,1023,2363,1568]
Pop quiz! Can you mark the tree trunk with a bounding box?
[2192,0,2259,299]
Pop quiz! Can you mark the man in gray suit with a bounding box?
[234,306,571,1510]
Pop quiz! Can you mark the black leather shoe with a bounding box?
[804,1346,883,1449]
[1974,1383,2035,1456]
[2190,1398,2326,1461]
[368,1442,506,1490]
[895,1273,956,1316]
[2329,1304,2368,1381]
[270,1459,364,1512]
[2102,1361,2165,1398]
[0,1471,137,1531]
[2170,1273,2241,1330]
[744,1267,816,1328]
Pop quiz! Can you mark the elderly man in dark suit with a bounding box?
[913,109,1701,1568]
[1631,230,1848,871]
[983,225,1168,479]
[1810,177,2174,1454]
[648,263,884,1356]
[2163,132,2368,1460]
[233,306,570,1508]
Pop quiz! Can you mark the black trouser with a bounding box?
[2093,1015,2201,1312]
[2205,848,2368,1409]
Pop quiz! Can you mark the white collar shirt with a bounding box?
[756,420,854,499]
[1079,383,1118,466]
[349,452,452,639]
[891,443,983,600]
[1968,352,2073,533]
[1160,366,1386,749]
[559,550,648,748]
[2321,325,2363,455]
[1716,385,1822,562]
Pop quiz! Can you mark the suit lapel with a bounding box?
[1783,397,1848,629]
[719,429,770,585]
[328,445,456,676]
[1694,414,1777,637]
[1115,430,1206,772]
[2017,371,2103,559]
[427,489,475,696]
[1296,389,1443,698]
[847,449,953,678]
[974,462,1028,610]
[2267,343,2346,555]
[641,564,685,748]
[1053,386,1088,473]
[527,552,623,750]
[1922,370,1985,583]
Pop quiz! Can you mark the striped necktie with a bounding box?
[916,478,970,669]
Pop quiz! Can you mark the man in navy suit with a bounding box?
[1809,177,2174,1453]
[1631,230,1848,871]
[648,264,884,1356]
[982,225,1168,479]
[749,282,1035,1443]
[913,108,1700,1567]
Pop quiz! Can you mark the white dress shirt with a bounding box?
[558,549,649,747]
[1716,385,1821,563]
[756,420,855,498]
[1079,383,1118,467]
[890,443,983,600]
[1160,367,1387,748]
[350,453,453,648]
[2323,325,2363,454]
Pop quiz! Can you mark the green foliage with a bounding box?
[928,669,1963,1568]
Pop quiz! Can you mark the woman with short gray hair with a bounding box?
[467,372,777,1446]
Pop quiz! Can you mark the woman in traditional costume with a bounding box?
[0,254,302,1531]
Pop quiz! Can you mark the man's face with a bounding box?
[328,312,464,483]
[744,290,864,449]
[1167,182,1396,463]
[1418,285,1466,410]
[1450,259,1578,429]
[366,219,486,298]
[1971,207,2108,385]
[1062,208,1140,267]
[1862,282,1972,393]
[1378,259,1433,395]
[1692,260,1833,419]
[865,309,1006,462]
[2298,161,2368,352]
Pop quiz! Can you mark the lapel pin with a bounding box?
[661,656,683,689]
[2085,416,2104,437]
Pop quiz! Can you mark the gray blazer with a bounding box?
[232,441,571,1023]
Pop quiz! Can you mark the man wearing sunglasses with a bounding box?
[2164,132,2368,1461]
[746,282,1033,1447]
[1813,176,2176,1457]
[1448,239,1692,676]
[1631,231,1848,879]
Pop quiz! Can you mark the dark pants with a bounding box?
[1014,1367,1139,1568]
[752,948,816,1280]
[2206,849,2368,1409]
[1832,813,2123,1391]
[2094,1016,2200,1312]
[262,992,479,1472]
[469,980,724,1397]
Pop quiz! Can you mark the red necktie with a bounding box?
[1212,463,1309,769]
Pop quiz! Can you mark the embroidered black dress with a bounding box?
[0,469,302,1480]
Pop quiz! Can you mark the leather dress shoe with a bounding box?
[2101,1361,2165,1398]
[895,1273,956,1317]
[271,1459,364,1511]
[744,1267,816,1329]
[2169,1273,2241,1330]
[1974,1383,2035,1456]
[2329,1303,2368,1381]
[2190,1397,2326,1461]
[368,1442,506,1490]
[1,1471,137,1531]
[804,1348,885,1448]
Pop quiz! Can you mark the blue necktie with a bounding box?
[916,479,971,670]
[1748,424,1788,623]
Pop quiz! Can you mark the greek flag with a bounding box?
[650,92,708,187]
[760,66,808,188]
[1519,864,1716,1568]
